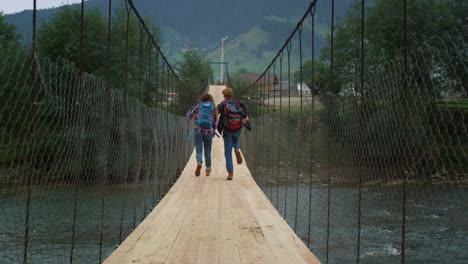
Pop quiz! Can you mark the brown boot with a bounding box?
[195,163,202,177]
[227,171,234,181]
[206,168,212,176]
[234,149,243,164]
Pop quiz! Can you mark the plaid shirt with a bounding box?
[186,104,218,135]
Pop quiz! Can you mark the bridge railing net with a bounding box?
[242,1,466,263]
[0,45,192,264]
[0,1,192,263]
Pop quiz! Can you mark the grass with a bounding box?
[439,100,468,111]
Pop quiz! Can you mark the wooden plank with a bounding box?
[200,179,219,263]
[164,178,210,264]
[123,173,201,263]
[218,182,241,264]
[230,180,278,264]
[246,179,320,264]
[245,190,319,264]
[172,178,210,264]
[132,177,204,263]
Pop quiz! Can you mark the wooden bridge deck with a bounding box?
[104,85,319,264]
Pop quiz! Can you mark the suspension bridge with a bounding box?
[0,0,466,263]
[104,85,319,264]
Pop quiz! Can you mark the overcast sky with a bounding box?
[1,0,82,14]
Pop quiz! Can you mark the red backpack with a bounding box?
[223,99,243,131]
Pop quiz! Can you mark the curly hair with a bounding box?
[222,88,234,98]
[197,93,218,115]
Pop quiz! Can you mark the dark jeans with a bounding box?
[222,129,241,172]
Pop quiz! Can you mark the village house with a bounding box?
[237,73,279,92]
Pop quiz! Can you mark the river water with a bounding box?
[1,184,466,263]
[1,185,159,263]
[262,184,467,263]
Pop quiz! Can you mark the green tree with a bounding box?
[0,12,20,49]
[0,12,24,122]
[109,7,162,99]
[37,5,162,102]
[0,13,25,113]
[37,6,107,75]
[365,0,459,59]
[319,0,464,94]
[176,48,212,115]
[317,0,467,179]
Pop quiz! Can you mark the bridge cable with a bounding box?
[356,0,365,262]
[22,0,38,262]
[307,5,317,249]
[401,0,409,263]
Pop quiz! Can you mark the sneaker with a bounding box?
[195,163,202,177]
[206,168,212,176]
[234,149,243,164]
[227,171,234,181]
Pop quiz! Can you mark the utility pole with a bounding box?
[220,36,228,84]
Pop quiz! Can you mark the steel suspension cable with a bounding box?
[271,62,277,199]
[356,0,365,262]
[106,0,112,90]
[70,1,86,262]
[139,25,143,101]
[326,1,335,263]
[99,1,113,260]
[294,24,304,233]
[401,0,409,263]
[23,1,38,262]
[248,0,319,87]
[118,0,132,245]
[276,54,283,209]
[284,41,292,219]
[267,69,271,198]
[125,0,180,82]
[261,74,267,190]
[307,6,317,249]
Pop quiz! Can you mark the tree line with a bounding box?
[2,4,212,110]
[295,0,466,97]
[230,0,467,182]
[0,6,211,183]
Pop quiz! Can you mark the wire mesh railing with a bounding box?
[0,0,191,263]
[241,0,467,263]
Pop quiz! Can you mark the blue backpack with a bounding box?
[196,102,215,129]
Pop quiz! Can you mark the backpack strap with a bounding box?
[222,100,229,128]
[195,102,202,117]
[187,129,195,141]
[223,100,228,117]
[235,99,242,111]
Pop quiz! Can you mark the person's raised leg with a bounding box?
[233,130,241,150]
[203,134,213,176]
[232,129,242,164]
[194,132,203,176]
